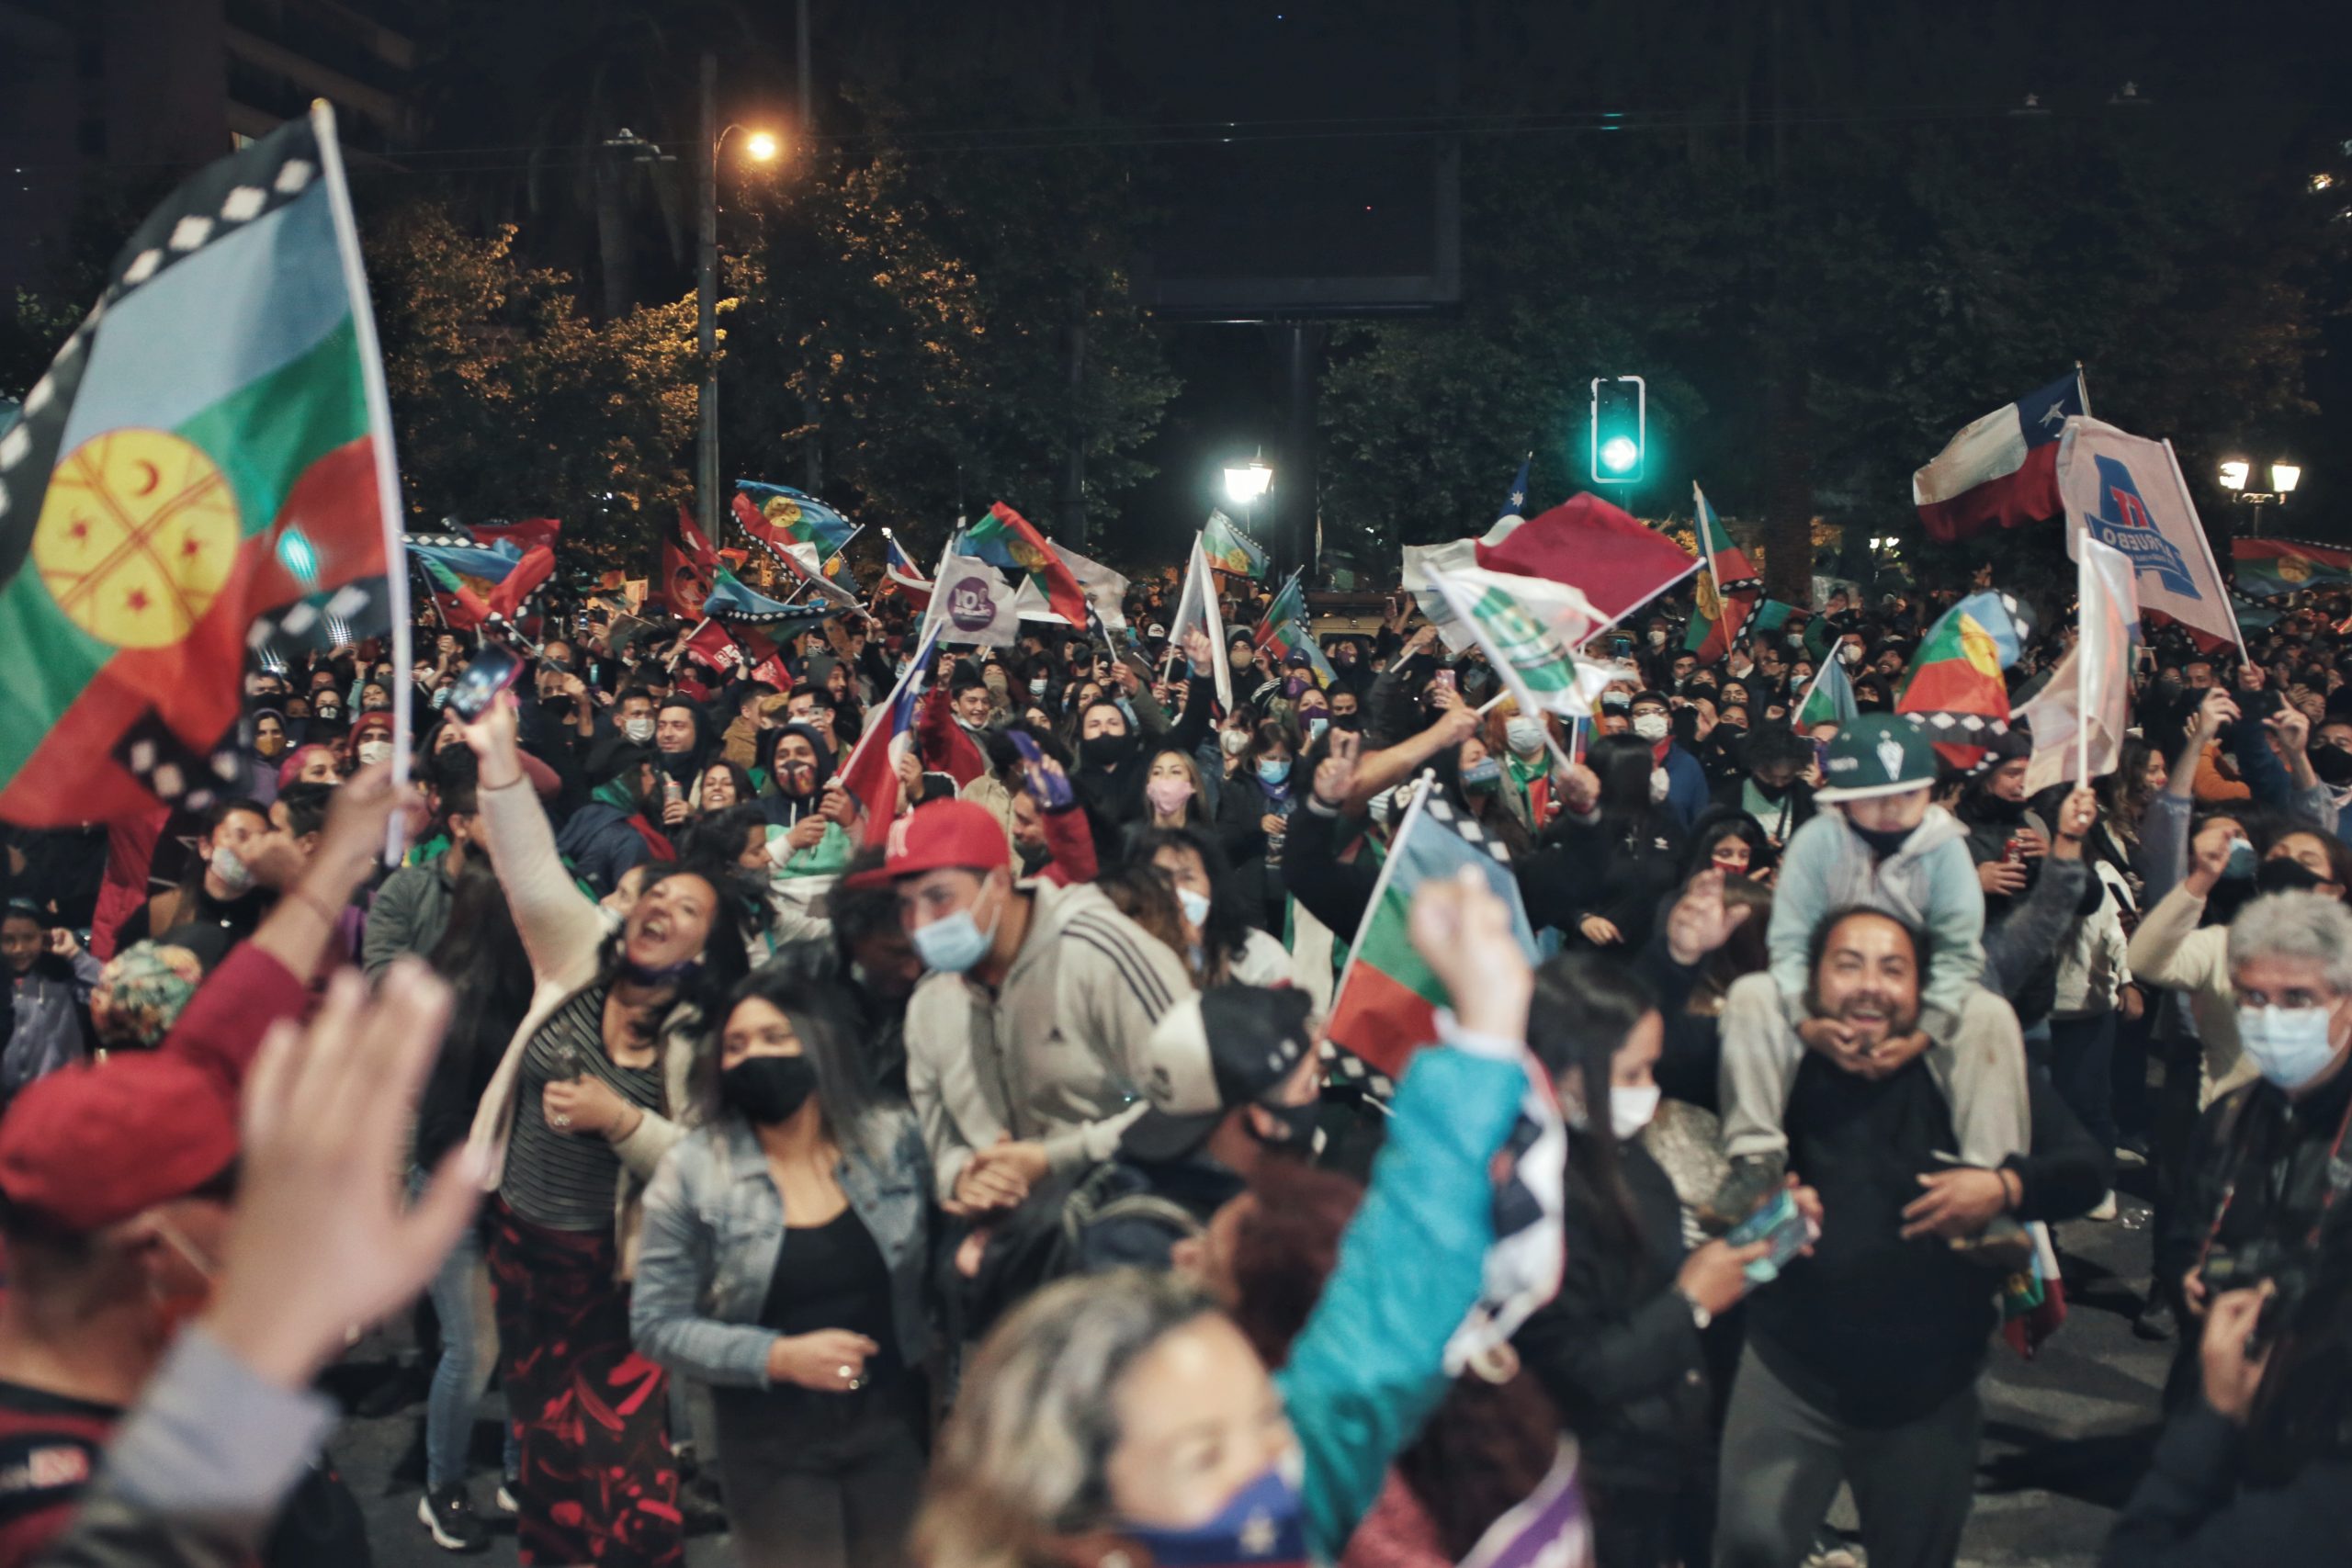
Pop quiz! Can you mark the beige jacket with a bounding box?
[2125,883,2257,1107]
[465,775,695,1280]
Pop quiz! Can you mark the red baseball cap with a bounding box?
[0,1055,240,1234]
[847,799,1010,887]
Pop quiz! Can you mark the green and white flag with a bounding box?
[1423,562,1612,717]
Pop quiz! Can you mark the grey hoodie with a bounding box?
[1767,804,1985,1039]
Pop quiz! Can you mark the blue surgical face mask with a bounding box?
[910,880,1001,975]
[2224,840,2258,881]
[1461,757,1502,792]
[1120,1462,1307,1568]
[1177,886,1212,929]
[2236,1003,2345,1090]
[1257,757,1292,786]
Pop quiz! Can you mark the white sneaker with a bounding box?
[494,1484,518,1515]
[2088,1190,2119,1222]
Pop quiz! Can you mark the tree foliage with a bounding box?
[362,204,699,568]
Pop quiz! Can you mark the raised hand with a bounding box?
[1312,728,1363,807]
[202,964,481,1390]
[1665,867,1753,965]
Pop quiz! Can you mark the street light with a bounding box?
[1224,455,1273,555]
[2220,455,2302,536]
[695,44,786,541]
[1224,457,1273,503]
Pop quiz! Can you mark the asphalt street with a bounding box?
[326,1164,2175,1568]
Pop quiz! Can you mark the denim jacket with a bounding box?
[630,1107,933,1388]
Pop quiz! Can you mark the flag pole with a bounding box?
[2075,543,2092,787]
[2075,360,2093,420]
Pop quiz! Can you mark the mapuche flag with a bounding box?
[1895,600,2013,771]
[0,104,406,824]
[960,502,1088,627]
[1201,508,1270,577]
[1326,788,1539,1077]
[1683,483,1757,662]
[1253,570,1335,684]
[2231,536,2352,601]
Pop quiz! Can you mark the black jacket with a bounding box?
[1748,1052,2109,1427]
[1515,1140,1712,1494]
[2156,1066,2352,1318]
[2101,1399,2351,1567]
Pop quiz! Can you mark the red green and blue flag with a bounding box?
[1326,788,1539,1077]
[0,104,406,824]
[1683,483,1758,662]
[1253,570,1334,684]
[959,502,1088,627]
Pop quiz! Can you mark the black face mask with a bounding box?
[1080,732,1133,769]
[1849,821,1917,859]
[1247,1097,1320,1149]
[721,1055,819,1125]
[1750,775,1792,802]
[2312,747,2352,787]
[1016,840,1053,877]
[2255,858,2328,897]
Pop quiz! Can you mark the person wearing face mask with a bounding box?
[1497,708,1559,829]
[1136,747,1213,835]
[1712,721,1817,847]
[631,965,932,1568]
[1136,827,1291,987]
[1628,692,1708,829]
[1057,987,1326,1274]
[911,874,1549,1568]
[349,711,401,774]
[555,741,672,899]
[454,694,763,1568]
[876,800,1191,1221]
[2148,892,2352,1415]
[1515,953,1818,1568]
[1219,721,1302,933]
[113,800,279,956]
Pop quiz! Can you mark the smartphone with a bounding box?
[1724,1187,1819,1286]
[447,644,522,721]
[2003,837,2025,864]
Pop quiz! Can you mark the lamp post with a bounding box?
[1224,454,1273,565]
[2219,457,2302,536]
[695,48,783,543]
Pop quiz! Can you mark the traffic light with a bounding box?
[1589,375,1646,486]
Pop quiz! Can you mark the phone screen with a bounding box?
[1724,1188,1819,1285]
[447,645,522,721]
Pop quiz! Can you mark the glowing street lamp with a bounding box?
[743,130,782,164]
[1224,457,1273,503]
[2220,455,2304,536]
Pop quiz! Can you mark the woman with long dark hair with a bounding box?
[1554,734,1688,952]
[411,860,534,1550]
[456,694,761,1568]
[1514,951,1815,1568]
[1131,825,1292,987]
[632,963,932,1568]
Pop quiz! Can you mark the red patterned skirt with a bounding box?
[487,1200,683,1568]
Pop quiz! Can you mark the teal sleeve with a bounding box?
[1272,1043,1528,1560]
[1920,840,1988,1037]
[782,822,854,878]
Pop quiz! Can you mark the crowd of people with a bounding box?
[0,553,2345,1568]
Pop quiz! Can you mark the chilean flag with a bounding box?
[880,527,933,609]
[1913,370,2088,543]
[838,627,939,845]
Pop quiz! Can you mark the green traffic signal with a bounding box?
[1589,375,1647,486]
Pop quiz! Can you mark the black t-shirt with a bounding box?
[760,1205,899,1384]
[1746,1055,1999,1428]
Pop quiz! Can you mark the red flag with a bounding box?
[679,619,743,674]
[661,505,718,615]
[470,516,563,555]
[485,546,555,623]
[1476,493,1699,626]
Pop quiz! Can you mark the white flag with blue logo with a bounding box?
[2056,417,2242,658]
